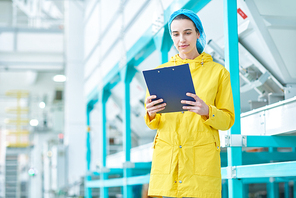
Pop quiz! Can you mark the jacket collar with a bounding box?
[169,52,213,68]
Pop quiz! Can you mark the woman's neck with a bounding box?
[179,50,200,60]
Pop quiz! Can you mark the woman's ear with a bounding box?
[196,31,200,39]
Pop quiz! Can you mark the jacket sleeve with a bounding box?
[144,90,161,130]
[201,71,235,130]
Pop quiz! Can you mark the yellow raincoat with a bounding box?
[144,52,235,198]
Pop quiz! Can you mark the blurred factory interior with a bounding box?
[0,0,296,197]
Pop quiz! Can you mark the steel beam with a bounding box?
[243,184,249,198]
[247,136,296,147]
[224,0,243,197]
[87,178,124,188]
[243,0,291,83]
[267,180,279,198]
[0,26,63,33]
[0,61,63,66]
[86,174,150,188]
[293,180,296,198]
[89,169,123,175]
[153,24,172,64]
[85,105,92,198]
[223,135,296,148]
[238,42,284,90]
[284,182,290,198]
[237,161,296,178]
[242,178,296,184]
[220,152,296,166]
[222,180,228,198]
[222,161,296,179]
[99,89,111,198]
[121,64,137,198]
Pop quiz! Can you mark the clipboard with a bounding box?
[142,63,196,113]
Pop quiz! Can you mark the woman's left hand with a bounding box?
[181,93,209,118]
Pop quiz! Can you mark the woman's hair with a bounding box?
[172,14,199,34]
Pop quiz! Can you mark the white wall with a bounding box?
[0,1,12,26]
[64,1,86,195]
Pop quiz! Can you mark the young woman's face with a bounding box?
[170,19,200,55]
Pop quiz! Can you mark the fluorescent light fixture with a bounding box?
[39,102,46,109]
[53,75,66,82]
[30,119,39,126]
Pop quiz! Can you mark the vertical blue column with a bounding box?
[243,184,249,198]
[294,149,296,197]
[223,0,243,197]
[293,181,296,198]
[123,76,132,198]
[267,181,279,198]
[100,90,111,198]
[267,148,279,198]
[121,65,137,198]
[153,26,173,64]
[85,105,92,198]
[161,49,168,63]
[222,180,228,198]
[284,183,290,198]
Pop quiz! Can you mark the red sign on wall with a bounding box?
[237,8,248,19]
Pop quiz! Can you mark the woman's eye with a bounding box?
[186,32,191,35]
[173,34,179,37]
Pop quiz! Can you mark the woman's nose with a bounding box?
[180,34,185,42]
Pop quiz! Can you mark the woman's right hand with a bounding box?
[145,95,166,120]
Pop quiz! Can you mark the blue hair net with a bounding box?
[168,9,206,54]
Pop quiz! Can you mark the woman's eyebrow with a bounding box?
[172,29,192,33]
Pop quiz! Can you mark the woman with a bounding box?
[144,9,235,198]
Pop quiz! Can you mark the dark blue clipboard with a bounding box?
[142,64,196,113]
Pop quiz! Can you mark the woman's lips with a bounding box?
[179,44,189,49]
